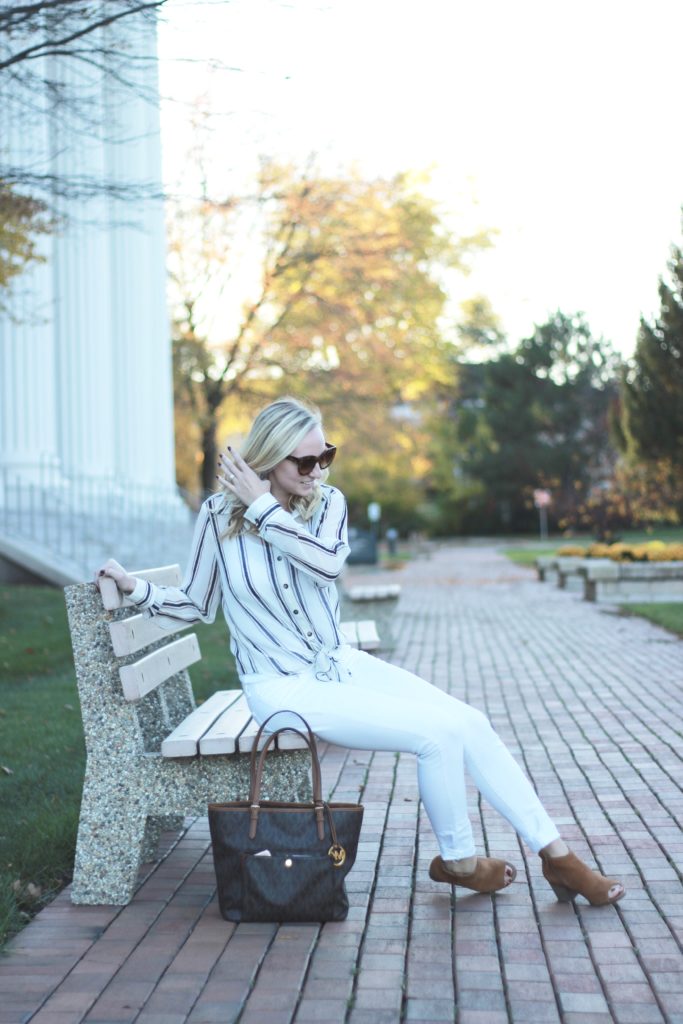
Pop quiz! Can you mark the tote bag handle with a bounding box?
[248,711,326,839]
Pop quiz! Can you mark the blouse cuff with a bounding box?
[127,577,152,606]
[244,492,282,529]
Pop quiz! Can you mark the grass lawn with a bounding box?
[503,546,556,567]
[620,603,683,638]
[0,583,239,950]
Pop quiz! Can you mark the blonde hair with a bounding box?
[216,396,329,539]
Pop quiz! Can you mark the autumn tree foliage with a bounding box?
[0,186,53,307]
[560,458,682,540]
[170,159,490,496]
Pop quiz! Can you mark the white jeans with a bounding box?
[241,646,560,861]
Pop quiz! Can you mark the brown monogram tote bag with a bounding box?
[208,711,364,922]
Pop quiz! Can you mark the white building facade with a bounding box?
[0,11,192,582]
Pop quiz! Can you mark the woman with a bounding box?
[97,397,624,905]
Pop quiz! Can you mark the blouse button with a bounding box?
[277,556,282,561]
[283,583,289,589]
[293,609,299,614]
[307,631,313,637]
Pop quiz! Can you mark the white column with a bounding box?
[50,41,117,483]
[103,13,178,495]
[1,13,182,515]
[0,53,61,489]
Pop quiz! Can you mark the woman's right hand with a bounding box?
[94,558,138,595]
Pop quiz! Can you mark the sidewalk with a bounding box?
[2,543,682,1024]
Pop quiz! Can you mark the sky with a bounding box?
[157,0,683,357]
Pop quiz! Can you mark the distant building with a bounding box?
[0,11,191,583]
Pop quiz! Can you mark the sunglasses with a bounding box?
[285,444,337,476]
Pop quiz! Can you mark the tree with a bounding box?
[433,312,621,533]
[454,294,507,357]
[0,1,172,204]
[169,159,491,496]
[0,2,166,74]
[563,457,683,539]
[0,2,173,307]
[622,221,683,470]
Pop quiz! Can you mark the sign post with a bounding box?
[533,489,551,541]
[367,502,381,564]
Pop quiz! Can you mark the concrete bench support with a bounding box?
[555,557,588,592]
[535,556,559,584]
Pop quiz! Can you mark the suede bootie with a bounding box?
[429,855,516,893]
[540,850,625,906]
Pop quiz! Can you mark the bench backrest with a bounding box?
[64,566,198,757]
[97,567,201,701]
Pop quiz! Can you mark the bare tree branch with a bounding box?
[218,206,308,376]
[0,2,167,71]
[0,169,166,201]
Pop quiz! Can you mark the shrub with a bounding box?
[606,543,633,561]
[586,543,613,558]
[648,542,683,561]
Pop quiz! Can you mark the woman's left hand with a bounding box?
[217,448,271,507]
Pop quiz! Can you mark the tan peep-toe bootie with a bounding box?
[429,855,517,893]
[540,850,625,906]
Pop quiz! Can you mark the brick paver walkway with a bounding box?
[3,544,683,1024]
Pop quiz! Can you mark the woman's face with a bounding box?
[268,425,327,505]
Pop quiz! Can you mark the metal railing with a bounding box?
[0,457,197,582]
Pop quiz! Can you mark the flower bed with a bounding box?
[556,541,683,562]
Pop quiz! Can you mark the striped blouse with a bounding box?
[127,484,352,680]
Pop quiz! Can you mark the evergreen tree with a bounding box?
[433,312,621,533]
[623,225,683,468]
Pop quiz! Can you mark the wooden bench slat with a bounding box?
[119,634,201,701]
[161,690,243,758]
[355,619,380,651]
[339,621,360,648]
[199,693,253,755]
[237,714,311,753]
[236,715,279,753]
[99,565,182,611]
[109,614,192,657]
[340,619,381,651]
[274,727,312,751]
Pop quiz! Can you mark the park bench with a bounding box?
[536,556,585,592]
[347,583,402,601]
[535,556,559,584]
[580,560,683,603]
[65,565,382,906]
[554,556,585,592]
[340,618,381,649]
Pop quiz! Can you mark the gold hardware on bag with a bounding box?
[328,843,346,867]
